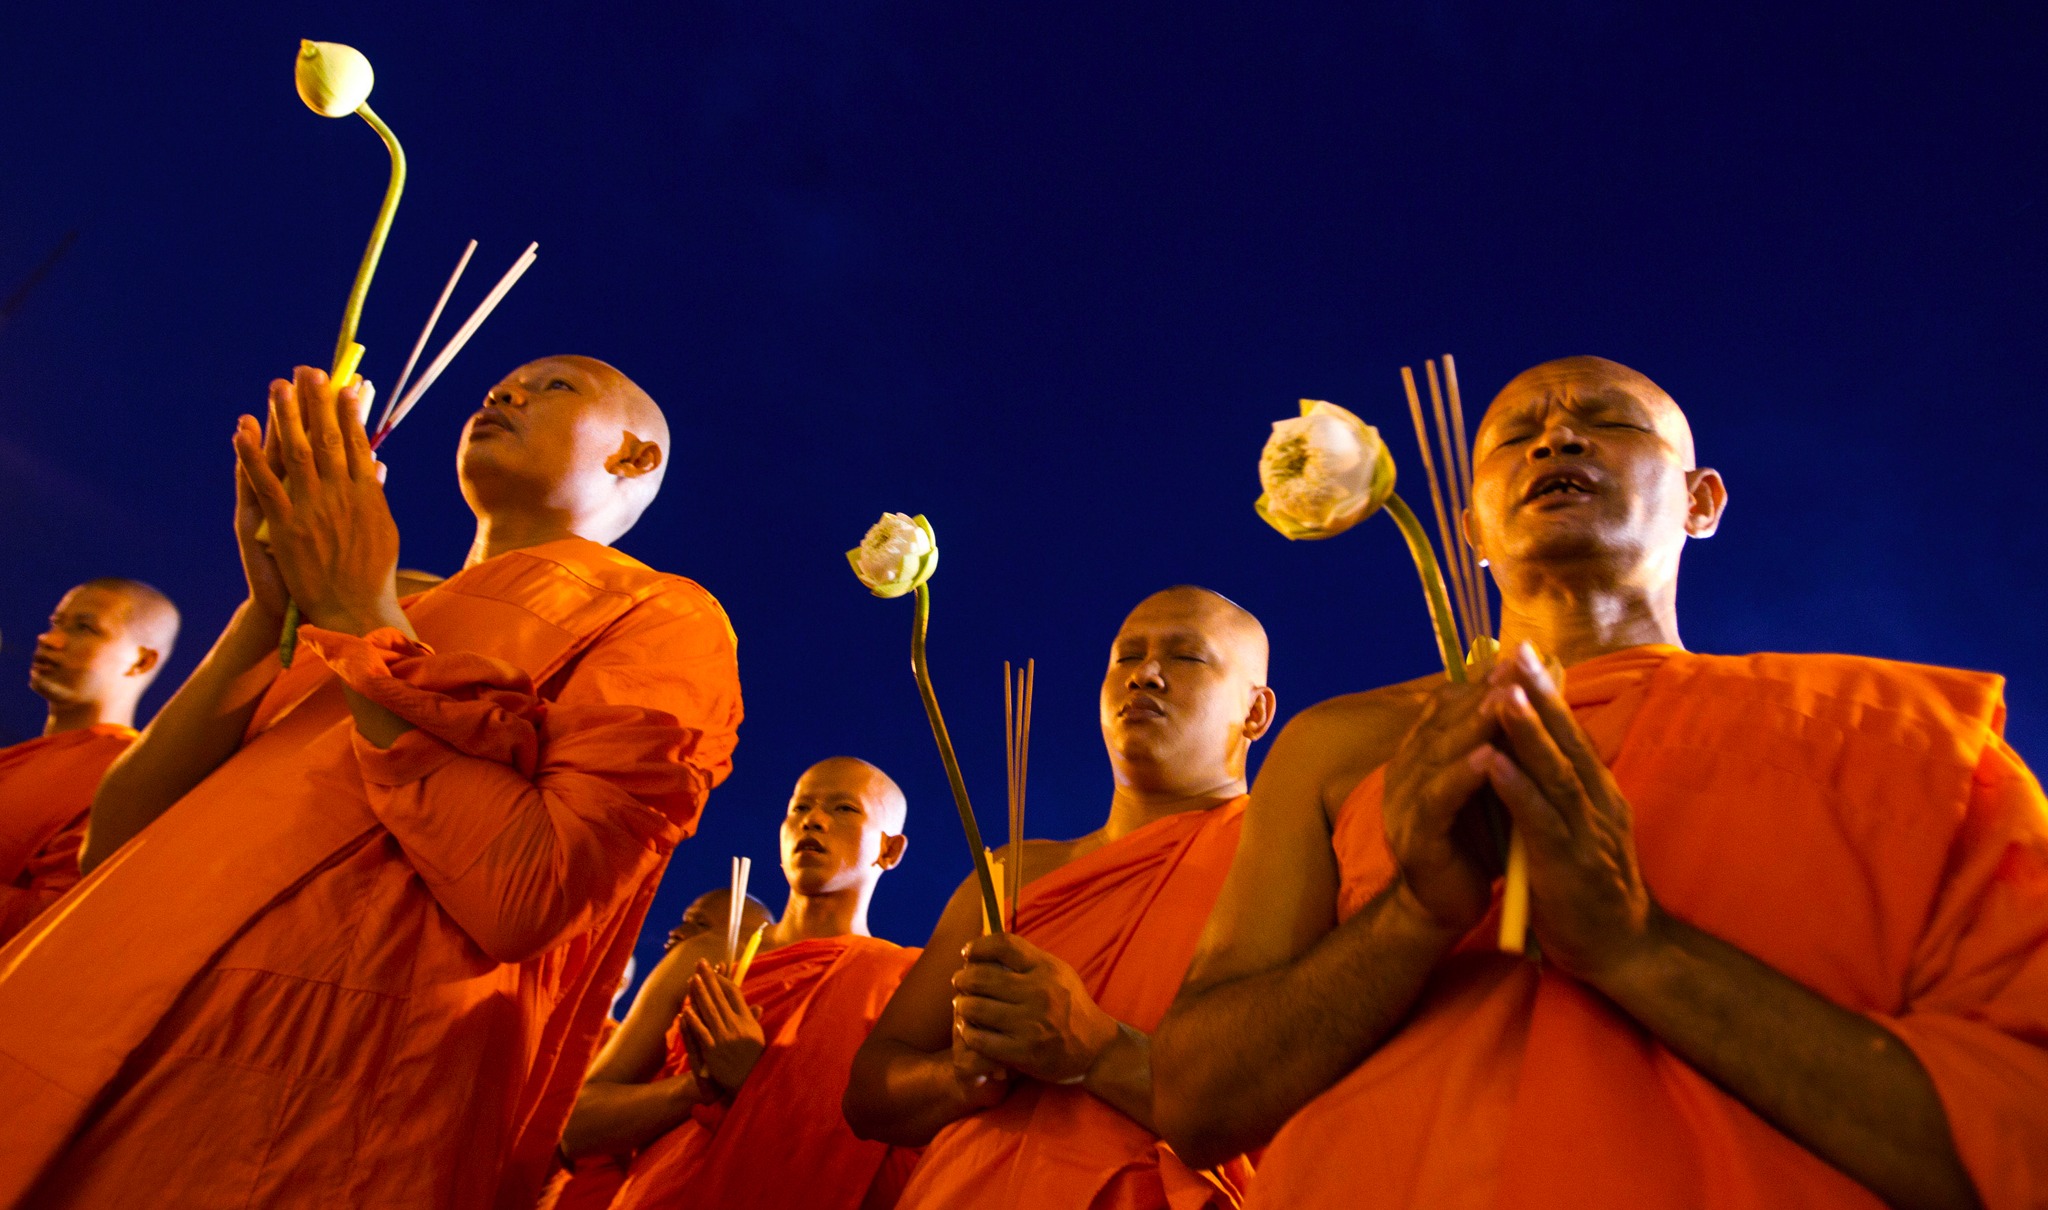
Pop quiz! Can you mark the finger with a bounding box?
[956,1022,1023,1064]
[1409,747,1493,832]
[1476,746,1572,848]
[336,378,375,481]
[298,365,349,481]
[271,374,317,484]
[234,421,292,521]
[962,934,1035,973]
[683,1005,717,1052]
[952,962,1030,1001]
[263,383,288,477]
[715,972,750,1020]
[1507,643,1615,808]
[1490,684,1594,836]
[690,973,737,1033]
[954,993,1025,1033]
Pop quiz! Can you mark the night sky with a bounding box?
[3,2,2044,984]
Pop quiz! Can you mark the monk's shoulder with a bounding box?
[1693,651,2005,739]
[1275,675,1439,778]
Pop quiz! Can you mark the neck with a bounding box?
[1493,562,1682,668]
[465,509,589,569]
[43,697,131,737]
[767,880,874,949]
[1102,770,1245,841]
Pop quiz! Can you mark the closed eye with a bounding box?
[547,377,575,391]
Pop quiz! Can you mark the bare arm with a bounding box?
[1484,650,1979,1210]
[844,877,1010,1146]
[1155,684,1476,1168]
[562,937,717,1158]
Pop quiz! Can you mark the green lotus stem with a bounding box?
[280,102,406,670]
[911,582,1007,935]
[1384,492,1466,683]
[331,102,406,378]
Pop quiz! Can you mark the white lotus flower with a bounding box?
[296,39,374,118]
[848,512,939,598]
[1255,399,1396,540]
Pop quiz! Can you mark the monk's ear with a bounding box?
[1243,684,1278,743]
[1684,468,1727,539]
[1460,505,1489,567]
[875,832,908,871]
[126,646,160,678]
[605,431,664,480]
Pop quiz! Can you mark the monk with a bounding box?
[1154,356,2048,1209]
[0,579,178,940]
[566,757,919,1210]
[0,356,744,1207]
[537,888,772,1210]
[845,587,1278,1209]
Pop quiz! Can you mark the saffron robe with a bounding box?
[535,1018,631,1210]
[0,538,743,1208]
[896,802,1255,1210]
[1247,647,2048,1210]
[610,934,921,1210]
[0,724,133,942]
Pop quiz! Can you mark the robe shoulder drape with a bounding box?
[0,724,133,942]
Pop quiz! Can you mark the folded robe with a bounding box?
[1247,646,2048,1210]
[0,724,133,942]
[896,802,1254,1210]
[0,538,743,1209]
[610,934,921,1210]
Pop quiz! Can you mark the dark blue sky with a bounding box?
[3,2,2044,975]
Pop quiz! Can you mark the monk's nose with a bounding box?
[1529,427,1587,460]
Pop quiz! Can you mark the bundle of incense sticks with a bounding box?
[1003,659,1034,931]
[1399,357,1528,955]
[369,239,538,449]
[725,856,752,966]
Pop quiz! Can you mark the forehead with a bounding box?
[55,587,130,622]
[499,358,610,394]
[1481,370,1664,429]
[792,763,881,801]
[1114,599,1228,647]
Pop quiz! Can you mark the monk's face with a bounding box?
[1100,592,1273,786]
[1466,358,1724,585]
[30,586,155,706]
[667,891,734,951]
[780,760,906,897]
[457,356,663,525]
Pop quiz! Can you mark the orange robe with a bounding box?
[536,1019,632,1210]
[609,934,921,1210]
[896,802,1255,1210]
[0,724,133,941]
[1248,647,2048,1210]
[0,538,743,1208]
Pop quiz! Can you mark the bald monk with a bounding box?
[1155,356,2048,1210]
[566,757,919,1210]
[0,579,178,940]
[0,356,744,1207]
[536,888,772,1210]
[845,587,1277,1208]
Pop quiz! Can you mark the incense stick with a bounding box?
[378,239,476,437]
[1010,660,1033,929]
[1425,361,1479,644]
[1004,662,1017,928]
[1442,356,1491,638]
[725,856,751,965]
[982,850,1006,934]
[380,241,537,439]
[1402,367,1471,651]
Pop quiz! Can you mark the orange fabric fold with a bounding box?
[0,725,133,943]
[0,538,743,1209]
[609,935,920,1210]
[1248,647,2048,1210]
[896,801,1252,1210]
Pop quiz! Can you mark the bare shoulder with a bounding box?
[1263,675,1440,823]
[990,836,1089,887]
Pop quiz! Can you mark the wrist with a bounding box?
[1385,875,1470,950]
[1077,1013,1131,1087]
[1582,903,1684,1005]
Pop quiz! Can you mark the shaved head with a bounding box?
[75,578,180,658]
[31,578,181,725]
[1483,356,1696,469]
[783,756,909,900]
[1102,586,1277,794]
[458,355,672,550]
[802,756,908,834]
[668,887,775,950]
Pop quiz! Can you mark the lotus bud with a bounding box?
[296,39,375,118]
[1255,399,1397,541]
[848,512,939,598]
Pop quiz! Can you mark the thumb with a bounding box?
[751,1005,764,1020]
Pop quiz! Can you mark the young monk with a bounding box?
[1154,356,2048,1210]
[566,757,919,1210]
[845,587,1278,1209]
[0,357,744,1207]
[538,888,772,1210]
[0,579,178,941]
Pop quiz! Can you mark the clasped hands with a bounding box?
[1384,641,1664,989]
[231,366,408,639]
[681,960,768,1096]
[948,933,1120,1106]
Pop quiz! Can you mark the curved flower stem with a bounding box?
[912,582,1006,934]
[1383,493,1466,683]
[281,102,407,671]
